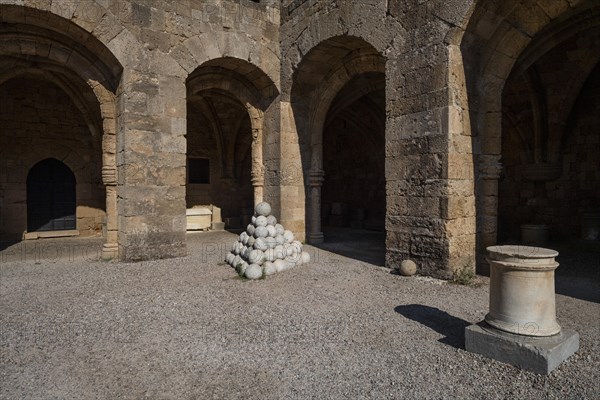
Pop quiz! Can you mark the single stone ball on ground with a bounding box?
[255,202,271,216]
[301,251,311,264]
[283,230,294,243]
[246,224,256,237]
[264,261,276,276]
[245,264,263,280]
[275,224,284,236]
[274,259,287,272]
[255,226,268,238]
[266,215,277,226]
[275,235,285,245]
[254,237,268,251]
[248,249,265,265]
[266,225,277,237]
[255,215,268,227]
[399,259,417,276]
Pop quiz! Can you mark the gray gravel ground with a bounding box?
[1,232,599,399]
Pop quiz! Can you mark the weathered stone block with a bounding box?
[465,322,579,375]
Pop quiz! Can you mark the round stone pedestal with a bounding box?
[485,245,561,337]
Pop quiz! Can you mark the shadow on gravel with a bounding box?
[394,305,470,349]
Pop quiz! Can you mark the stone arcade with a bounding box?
[0,0,599,279]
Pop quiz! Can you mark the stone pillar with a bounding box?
[101,160,118,260]
[251,169,264,205]
[251,126,264,205]
[307,169,324,244]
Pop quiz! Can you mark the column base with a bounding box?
[308,232,324,244]
[465,321,579,374]
[101,243,118,261]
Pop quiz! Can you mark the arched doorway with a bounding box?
[291,35,386,264]
[27,159,76,232]
[0,5,122,257]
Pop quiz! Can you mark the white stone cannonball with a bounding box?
[245,264,263,280]
[266,215,277,226]
[247,236,256,248]
[237,260,248,275]
[275,224,285,236]
[242,235,249,246]
[255,202,271,216]
[264,261,277,276]
[264,248,276,262]
[254,226,269,238]
[233,242,241,255]
[233,255,242,268]
[275,235,286,245]
[241,246,250,260]
[274,245,286,259]
[399,259,417,276]
[254,237,268,251]
[231,242,238,253]
[248,249,265,265]
[267,225,277,238]
[290,241,302,255]
[246,224,256,237]
[284,256,297,269]
[283,230,294,243]
[265,236,277,249]
[300,251,311,264]
[255,215,268,227]
[251,215,257,224]
[226,253,235,265]
[274,259,287,273]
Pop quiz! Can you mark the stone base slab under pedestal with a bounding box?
[465,322,579,374]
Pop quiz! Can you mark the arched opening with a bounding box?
[186,57,278,232]
[291,36,386,265]
[461,0,600,299]
[27,159,76,232]
[499,31,600,245]
[0,5,122,256]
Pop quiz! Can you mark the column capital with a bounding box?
[101,166,117,185]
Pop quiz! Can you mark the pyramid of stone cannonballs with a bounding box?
[225,202,310,280]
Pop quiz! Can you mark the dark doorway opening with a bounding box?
[27,158,76,232]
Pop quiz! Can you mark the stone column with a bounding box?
[251,126,264,205]
[251,169,264,205]
[101,165,118,260]
[307,169,324,244]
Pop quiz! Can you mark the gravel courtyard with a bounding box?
[1,232,599,399]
